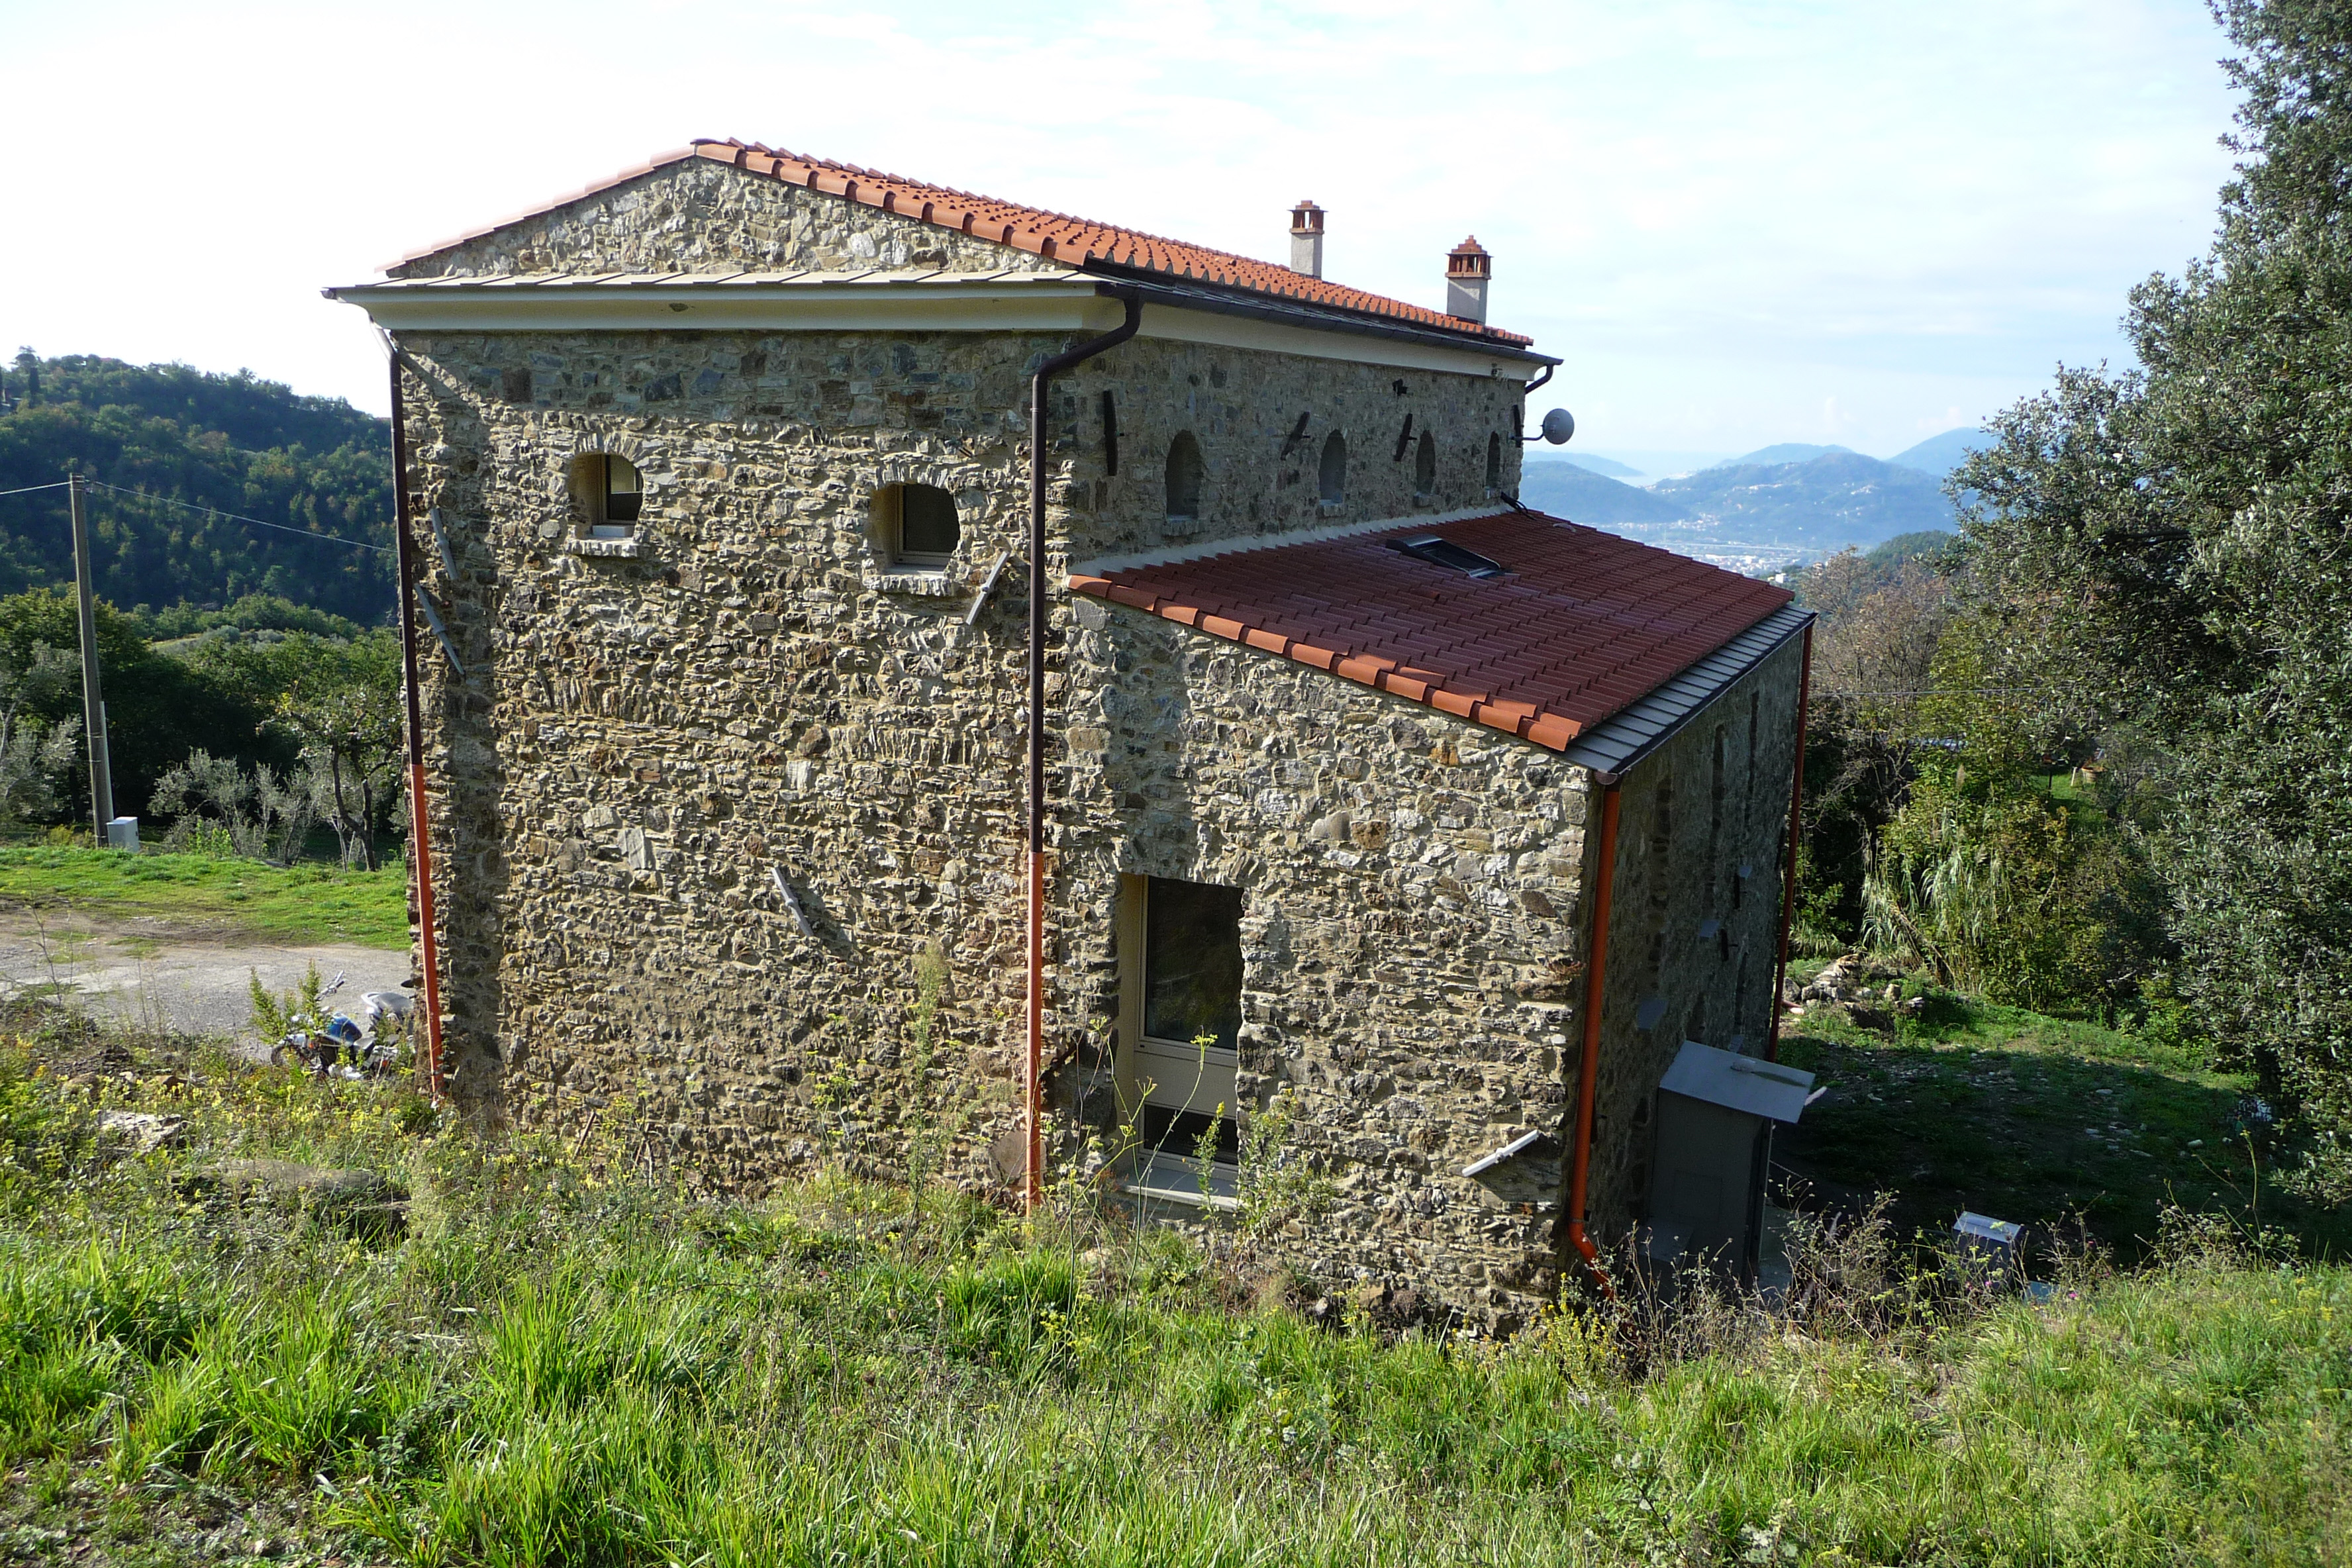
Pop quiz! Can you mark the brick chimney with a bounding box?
[1290,201,1325,278]
[1446,236,1491,324]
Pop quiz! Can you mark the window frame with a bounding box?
[570,451,644,538]
[1114,873,1246,1196]
[1317,430,1348,511]
[1164,430,1205,530]
[877,482,961,572]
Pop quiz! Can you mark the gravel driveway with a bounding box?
[0,912,413,1054]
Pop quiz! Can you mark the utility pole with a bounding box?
[67,474,114,844]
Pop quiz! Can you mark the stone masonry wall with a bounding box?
[391,312,1571,1316]
[1061,344,1524,562]
[1574,636,1807,1244]
[388,155,1532,558]
[393,159,1057,281]
[1054,602,1596,1330]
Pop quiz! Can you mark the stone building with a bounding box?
[333,139,1813,1329]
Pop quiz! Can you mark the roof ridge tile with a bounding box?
[676,140,1533,349]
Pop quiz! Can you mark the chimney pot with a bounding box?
[1446,235,1491,324]
[1290,200,1326,279]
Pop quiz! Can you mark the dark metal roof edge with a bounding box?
[1563,605,1814,783]
[1083,272,1560,366]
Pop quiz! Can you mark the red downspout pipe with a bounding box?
[1025,289,1142,1211]
[1564,779,1622,1296]
[387,352,448,1104]
[1765,622,1815,1063]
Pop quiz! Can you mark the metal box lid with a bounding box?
[1658,1040,1816,1124]
[1955,1211,2023,1246]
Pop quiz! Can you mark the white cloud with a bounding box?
[0,0,2240,455]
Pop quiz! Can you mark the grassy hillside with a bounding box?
[0,847,409,948]
[0,1008,2345,1564]
[1774,970,2351,1263]
[0,355,393,626]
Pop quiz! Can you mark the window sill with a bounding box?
[873,570,962,597]
[1316,501,1344,518]
[565,536,650,560]
[1119,1158,1242,1212]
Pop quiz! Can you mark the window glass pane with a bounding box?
[605,456,642,523]
[1144,877,1243,1052]
[899,485,959,556]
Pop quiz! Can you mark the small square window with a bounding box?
[571,452,642,538]
[877,483,960,571]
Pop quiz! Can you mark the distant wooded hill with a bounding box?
[0,354,394,625]
[1518,460,1694,526]
[1518,440,1961,569]
[1653,451,1955,548]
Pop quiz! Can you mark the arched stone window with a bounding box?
[570,452,642,538]
[1318,431,1347,510]
[873,482,960,571]
[1414,430,1437,506]
[1485,432,1502,495]
[1164,432,1204,532]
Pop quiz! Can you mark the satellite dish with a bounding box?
[1539,407,1576,445]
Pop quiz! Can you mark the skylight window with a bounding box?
[1387,534,1508,579]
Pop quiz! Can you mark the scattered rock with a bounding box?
[191,1159,405,1237]
[96,1109,187,1154]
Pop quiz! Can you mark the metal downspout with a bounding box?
[387,352,449,1104]
[1565,779,1622,1295]
[1025,288,1143,1211]
[1765,622,1814,1063]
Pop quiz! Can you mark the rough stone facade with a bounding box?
[1056,605,1593,1326]
[375,155,1800,1330]
[1576,640,1806,1238]
[393,160,1061,281]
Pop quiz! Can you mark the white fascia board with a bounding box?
[328,277,1104,334]
[1131,301,1542,382]
[328,277,1542,380]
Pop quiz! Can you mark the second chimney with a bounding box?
[1446,236,1491,324]
[1290,201,1325,278]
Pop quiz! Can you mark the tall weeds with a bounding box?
[0,1006,2344,1565]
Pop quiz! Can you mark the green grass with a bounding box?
[0,1009,2347,1564]
[0,847,408,950]
[1775,975,2351,1264]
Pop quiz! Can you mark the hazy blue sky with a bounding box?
[1,0,2241,457]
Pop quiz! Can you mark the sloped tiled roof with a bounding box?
[398,140,1532,350]
[1070,511,1794,752]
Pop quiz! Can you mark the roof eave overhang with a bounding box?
[324,275,1553,380]
[322,271,1104,334]
[1085,269,1557,369]
[1559,605,1815,784]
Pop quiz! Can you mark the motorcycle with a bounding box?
[269,972,416,1079]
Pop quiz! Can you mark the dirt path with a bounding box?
[0,910,413,1050]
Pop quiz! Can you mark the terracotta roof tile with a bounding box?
[684,139,1534,349]
[1069,511,1794,754]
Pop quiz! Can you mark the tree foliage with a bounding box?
[1953,0,2352,1195]
[0,589,287,820]
[0,355,393,625]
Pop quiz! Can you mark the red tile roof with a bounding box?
[690,141,1532,348]
[1069,511,1794,752]
[397,140,1532,349]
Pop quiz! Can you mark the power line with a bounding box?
[83,481,393,556]
[0,481,72,499]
